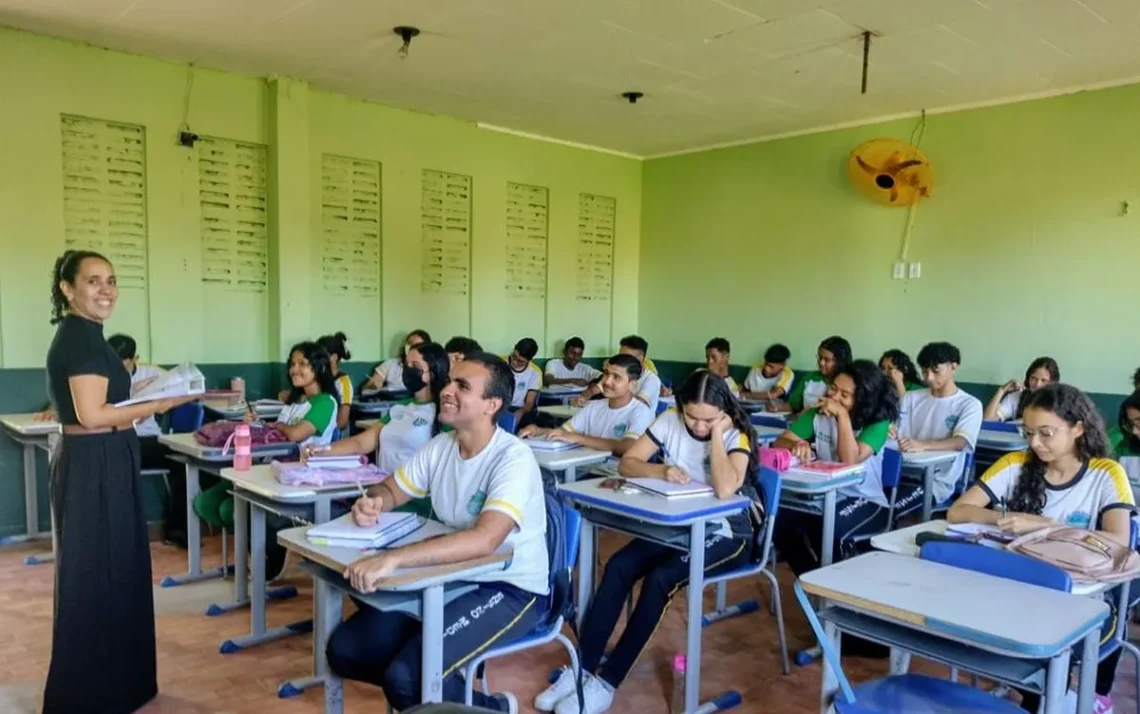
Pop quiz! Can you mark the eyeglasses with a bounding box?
[1018,426,1062,440]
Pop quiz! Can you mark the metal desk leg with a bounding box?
[1043,649,1073,714]
[684,521,705,713]
[921,465,935,522]
[889,648,911,674]
[316,576,344,714]
[819,619,841,711]
[421,584,445,704]
[279,497,334,697]
[21,444,55,566]
[1075,628,1099,714]
[562,466,575,485]
[820,490,837,567]
[160,463,227,587]
[576,521,596,630]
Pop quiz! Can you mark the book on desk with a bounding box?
[785,460,863,479]
[307,513,425,549]
[624,477,714,499]
[525,438,579,452]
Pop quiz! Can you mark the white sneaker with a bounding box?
[554,673,613,714]
[535,667,578,711]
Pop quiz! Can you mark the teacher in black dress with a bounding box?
[43,250,195,714]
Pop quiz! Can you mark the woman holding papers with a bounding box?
[771,359,899,576]
[536,371,756,714]
[949,384,1133,713]
[43,250,196,714]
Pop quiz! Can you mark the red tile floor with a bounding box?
[0,532,1135,713]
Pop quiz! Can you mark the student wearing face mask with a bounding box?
[367,329,431,391]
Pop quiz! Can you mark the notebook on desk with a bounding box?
[305,455,368,470]
[526,438,578,452]
[624,477,714,499]
[307,512,424,549]
[786,461,863,478]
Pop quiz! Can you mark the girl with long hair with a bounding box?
[318,331,354,431]
[780,335,852,413]
[878,348,923,399]
[983,356,1060,422]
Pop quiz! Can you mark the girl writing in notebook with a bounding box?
[778,335,851,414]
[367,329,431,391]
[878,348,924,398]
[948,383,1133,713]
[318,331,354,431]
[983,356,1060,422]
[772,359,899,575]
[535,371,756,714]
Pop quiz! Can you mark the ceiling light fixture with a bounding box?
[393,26,420,59]
[621,91,644,104]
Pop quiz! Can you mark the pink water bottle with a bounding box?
[233,423,252,471]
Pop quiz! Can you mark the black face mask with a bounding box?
[402,365,426,393]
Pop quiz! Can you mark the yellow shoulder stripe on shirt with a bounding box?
[733,432,751,452]
[980,451,1029,483]
[643,358,658,374]
[485,498,523,523]
[1090,457,1134,504]
[777,367,793,390]
[394,467,427,498]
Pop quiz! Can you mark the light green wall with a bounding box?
[0,27,641,370]
[640,84,1140,394]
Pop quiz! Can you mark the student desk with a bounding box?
[530,446,611,484]
[205,400,285,421]
[800,551,1108,714]
[558,479,750,713]
[977,428,1027,453]
[900,450,961,522]
[779,466,865,568]
[536,404,580,423]
[0,414,60,564]
[538,386,585,405]
[353,400,396,418]
[157,432,296,587]
[752,425,783,444]
[277,522,512,712]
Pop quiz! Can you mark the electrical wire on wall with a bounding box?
[898,110,927,263]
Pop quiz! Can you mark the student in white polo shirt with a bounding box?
[743,343,795,401]
[544,336,601,387]
[521,354,653,458]
[507,337,542,429]
[983,356,1060,422]
[949,383,1134,714]
[366,329,431,391]
[896,341,983,505]
[705,337,741,397]
[572,335,662,415]
[329,353,548,713]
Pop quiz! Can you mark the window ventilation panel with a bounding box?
[504,182,549,300]
[60,115,148,289]
[420,169,471,296]
[320,154,381,296]
[197,137,268,292]
[575,193,615,302]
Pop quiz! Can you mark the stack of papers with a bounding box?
[115,363,206,407]
[786,461,863,478]
[307,513,424,549]
[526,438,578,452]
[305,455,367,470]
[624,477,713,499]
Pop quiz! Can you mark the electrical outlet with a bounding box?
[893,262,905,279]
[909,262,922,279]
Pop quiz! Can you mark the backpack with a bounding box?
[1006,526,1140,584]
[540,486,576,629]
[194,420,288,448]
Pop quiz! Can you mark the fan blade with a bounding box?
[855,156,879,176]
[886,159,924,175]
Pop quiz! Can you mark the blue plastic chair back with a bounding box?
[982,420,1021,434]
[920,540,1072,592]
[497,411,518,434]
[880,448,903,489]
[757,466,782,520]
[655,400,669,416]
[751,415,786,430]
[331,427,343,442]
[169,402,205,434]
[563,504,582,570]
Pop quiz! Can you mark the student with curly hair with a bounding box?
[780,335,852,413]
[983,356,1060,422]
[878,348,923,398]
[949,383,1134,713]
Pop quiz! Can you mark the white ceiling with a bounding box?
[3,0,1140,157]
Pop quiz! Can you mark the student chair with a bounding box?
[840,448,903,554]
[700,465,791,674]
[750,415,787,430]
[922,540,1140,714]
[982,420,1021,434]
[144,402,206,507]
[462,503,582,705]
[892,451,975,527]
[655,400,669,416]
[497,412,518,434]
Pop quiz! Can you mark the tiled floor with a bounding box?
[0,533,1136,713]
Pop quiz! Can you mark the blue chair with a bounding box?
[842,449,903,552]
[701,465,790,673]
[982,420,1021,434]
[463,503,582,704]
[170,402,205,434]
[655,400,669,416]
[893,451,975,525]
[497,412,518,434]
[750,414,787,430]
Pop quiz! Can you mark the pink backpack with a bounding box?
[193,420,288,448]
[1006,526,1140,584]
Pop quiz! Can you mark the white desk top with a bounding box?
[749,412,789,424]
[780,464,865,495]
[558,478,749,526]
[541,386,585,395]
[220,464,383,502]
[537,404,580,419]
[800,551,1109,658]
[277,518,511,590]
[531,446,611,470]
[901,449,961,466]
[753,425,783,443]
[0,413,61,436]
[158,432,297,462]
[978,429,1028,451]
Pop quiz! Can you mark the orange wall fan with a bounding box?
[847,139,934,206]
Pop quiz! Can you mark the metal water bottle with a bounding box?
[233,423,252,471]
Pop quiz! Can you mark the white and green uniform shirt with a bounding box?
[788,370,828,412]
[745,365,794,397]
[724,375,741,397]
[394,428,549,595]
[374,358,405,390]
[978,453,1135,529]
[510,363,542,408]
[131,364,165,437]
[334,373,354,409]
[898,388,983,503]
[564,398,654,442]
[994,392,1022,422]
[544,359,600,383]
[789,409,891,507]
[276,392,338,448]
[636,369,662,415]
[377,399,438,474]
[646,409,751,536]
[1109,427,1140,501]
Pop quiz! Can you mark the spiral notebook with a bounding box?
[306,513,424,549]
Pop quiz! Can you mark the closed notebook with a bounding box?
[624,477,713,499]
[307,512,424,548]
[305,455,368,470]
[785,461,864,478]
[526,438,578,452]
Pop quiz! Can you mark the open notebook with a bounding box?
[307,512,425,549]
[526,438,578,452]
[114,363,206,407]
[624,477,713,499]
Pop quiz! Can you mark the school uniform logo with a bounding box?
[613,422,629,438]
[1065,510,1092,528]
[466,490,487,516]
[413,417,429,427]
[944,415,960,430]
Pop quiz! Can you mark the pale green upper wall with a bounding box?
[640,84,1140,393]
[0,27,641,368]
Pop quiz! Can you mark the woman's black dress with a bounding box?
[42,315,157,714]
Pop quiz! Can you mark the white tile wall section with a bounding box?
[504,182,548,300]
[5,0,1140,155]
[420,169,471,297]
[197,137,268,292]
[60,114,148,289]
[319,154,381,296]
[575,193,615,303]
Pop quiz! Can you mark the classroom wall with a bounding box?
[640,84,1140,397]
[0,27,642,536]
